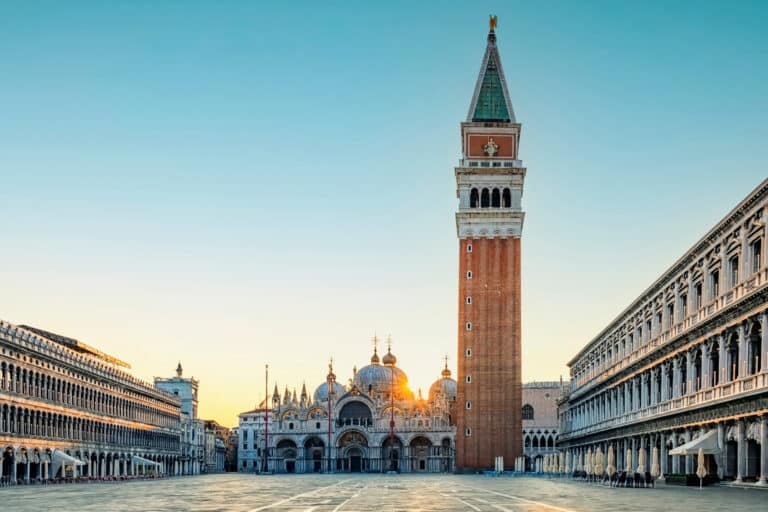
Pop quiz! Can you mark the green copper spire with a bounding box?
[471,52,510,122]
[467,19,516,123]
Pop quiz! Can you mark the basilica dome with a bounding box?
[353,346,412,399]
[313,381,346,403]
[429,364,457,402]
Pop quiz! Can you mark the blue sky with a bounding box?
[1,1,766,425]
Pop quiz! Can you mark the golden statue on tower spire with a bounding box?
[489,14,498,33]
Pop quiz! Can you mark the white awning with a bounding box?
[669,430,720,455]
[132,455,160,466]
[51,450,86,466]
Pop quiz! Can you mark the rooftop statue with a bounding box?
[489,14,498,33]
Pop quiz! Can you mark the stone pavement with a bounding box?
[1,473,766,511]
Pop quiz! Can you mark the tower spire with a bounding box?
[467,15,515,123]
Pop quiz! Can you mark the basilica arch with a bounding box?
[336,430,369,473]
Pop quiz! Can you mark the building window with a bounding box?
[695,282,702,309]
[466,322,472,331]
[521,404,534,420]
[466,271,473,279]
[730,255,739,287]
[711,269,720,298]
[470,188,479,207]
[666,304,674,328]
[467,244,473,253]
[465,427,472,437]
[288,422,294,430]
[466,401,472,409]
[466,375,472,383]
[315,422,321,429]
[751,240,762,273]
[466,296,472,304]
[466,348,472,357]
[679,294,687,319]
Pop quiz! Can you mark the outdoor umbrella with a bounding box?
[594,447,604,480]
[559,452,565,474]
[696,447,707,490]
[606,445,616,481]
[625,448,632,474]
[650,447,660,479]
[585,448,592,478]
[637,447,646,475]
[565,451,571,475]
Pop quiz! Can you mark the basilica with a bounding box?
[237,338,456,473]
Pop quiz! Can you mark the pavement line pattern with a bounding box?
[441,493,482,511]
[247,479,352,512]
[332,483,369,511]
[474,496,514,512]
[460,484,579,512]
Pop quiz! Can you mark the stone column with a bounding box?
[671,435,679,474]
[661,364,669,401]
[761,312,768,373]
[673,358,681,398]
[700,343,710,389]
[717,423,725,479]
[736,419,746,482]
[640,373,648,408]
[660,432,667,479]
[758,416,767,485]
[738,323,748,380]
[718,333,727,384]
[684,430,693,474]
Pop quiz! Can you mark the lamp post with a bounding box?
[262,364,268,474]
[327,359,334,474]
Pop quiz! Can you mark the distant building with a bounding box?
[155,364,205,475]
[203,420,228,473]
[225,428,238,472]
[1,321,182,484]
[522,381,568,471]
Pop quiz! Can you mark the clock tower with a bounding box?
[455,18,525,471]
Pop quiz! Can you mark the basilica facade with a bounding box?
[237,340,456,473]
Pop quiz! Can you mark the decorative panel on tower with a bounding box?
[455,17,526,472]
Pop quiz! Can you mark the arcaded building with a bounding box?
[1,321,183,482]
[558,179,768,484]
[522,381,567,471]
[238,339,456,473]
[455,19,525,471]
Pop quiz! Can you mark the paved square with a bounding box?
[2,474,766,511]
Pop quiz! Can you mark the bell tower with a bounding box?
[455,16,525,471]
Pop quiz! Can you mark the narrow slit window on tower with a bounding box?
[465,427,472,437]
[466,348,472,357]
[466,322,472,331]
[467,244,472,253]
[466,375,472,383]
[466,401,472,409]
[466,271,473,279]
[466,296,472,304]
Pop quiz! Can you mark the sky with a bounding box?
[0,1,766,427]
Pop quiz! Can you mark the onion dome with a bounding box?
[313,381,346,403]
[370,347,380,365]
[353,363,412,399]
[429,358,457,402]
[382,347,397,366]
